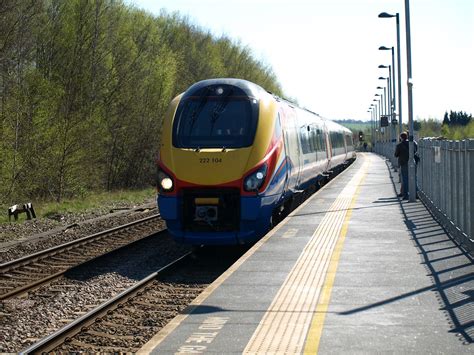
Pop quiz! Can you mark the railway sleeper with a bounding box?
[133,300,188,311]
[1,275,41,282]
[30,262,61,268]
[66,251,88,257]
[99,320,152,330]
[108,307,177,318]
[21,265,57,272]
[85,329,144,340]
[8,269,46,277]
[0,273,16,279]
[65,340,138,353]
[133,297,187,306]
[47,255,83,263]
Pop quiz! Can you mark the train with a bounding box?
[156,78,355,245]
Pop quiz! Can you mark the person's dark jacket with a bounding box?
[395,140,418,166]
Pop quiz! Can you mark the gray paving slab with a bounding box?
[324,304,450,326]
[145,153,473,354]
[233,258,297,273]
[328,285,443,307]
[318,324,471,354]
[222,270,290,286]
[318,154,473,354]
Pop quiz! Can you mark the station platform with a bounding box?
[139,153,473,354]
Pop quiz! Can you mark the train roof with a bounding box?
[324,118,353,134]
[184,78,268,99]
[182,79,352,135]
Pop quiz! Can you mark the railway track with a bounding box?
[21,248,241,353]
[0,214,162,300]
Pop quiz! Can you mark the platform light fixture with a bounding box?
[380,3,415,201]
[378,11,403,168]
[379,48,396,122]
[379,63,395,148]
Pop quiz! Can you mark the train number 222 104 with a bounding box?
[199,158,222,164]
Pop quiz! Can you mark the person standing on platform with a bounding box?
[394,132,418,200]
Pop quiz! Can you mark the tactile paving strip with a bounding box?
[244,160,369,354]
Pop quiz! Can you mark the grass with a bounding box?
[337,122,372,132]
[1,188,156,224]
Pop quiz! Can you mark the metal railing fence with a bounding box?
[417,139,473,248]
[375,138,473,251]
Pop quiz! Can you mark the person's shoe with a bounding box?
[397,193,404,197]
[403,196,409,200]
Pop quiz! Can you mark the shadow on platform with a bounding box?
[338,158,474,345]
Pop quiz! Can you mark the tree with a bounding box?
[0,0,284,204]
[442,110,472,127]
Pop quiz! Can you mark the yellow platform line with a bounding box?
[244,158,369,354]
[303,161,369,354]
[257,197,346,352]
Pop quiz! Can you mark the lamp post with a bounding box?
[372,100,377,149]
[378,49,396,119]
[378,78,389,143]
[378,63,394,120]
[374,94,382,145]
[380,66,399,170]
[378,78,389,118]
[369,104,375,146]
[376,86,385,142]
[380,68,396,160]
[399,1,416,202]
[367,109,372,148]
[370,103,377,147]
[378,11,403,150]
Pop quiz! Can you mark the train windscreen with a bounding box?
[172,84,259,149]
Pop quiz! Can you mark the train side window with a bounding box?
[299,126,310,154]
[310,128,318,152]
[333,132,343,148]
[274,113,282,140]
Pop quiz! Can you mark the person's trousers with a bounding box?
[400,164,409,198]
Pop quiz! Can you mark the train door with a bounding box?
[324,124,332,170]
[311,126,319,164]
[281,107,301,192]
[278,112,290,194]
[342,133,348,161]
[315,123,327,172]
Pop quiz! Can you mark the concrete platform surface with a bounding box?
[139,153,473,354]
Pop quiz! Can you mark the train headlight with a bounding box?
[158,170,174,192]
[243,164,268,192]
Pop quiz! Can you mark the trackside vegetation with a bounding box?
[0,0,283,206]
[0,188,155,223]
[337,110,473,147]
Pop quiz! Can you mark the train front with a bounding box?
[157,79,284,245]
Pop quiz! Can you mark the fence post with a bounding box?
[456,141,462,230]
[467,139,474,240]
[448,141,456,221]
[427,140,430,194]
[430,140,441,208]
[432,140,437,206]
[441,140,448,217]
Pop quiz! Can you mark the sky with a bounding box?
[126,0,474,122]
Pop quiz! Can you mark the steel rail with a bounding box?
[20,252,193,354]
[0,214,161,300]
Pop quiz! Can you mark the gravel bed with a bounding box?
[0,233,191,353]
[0,199,159,263]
